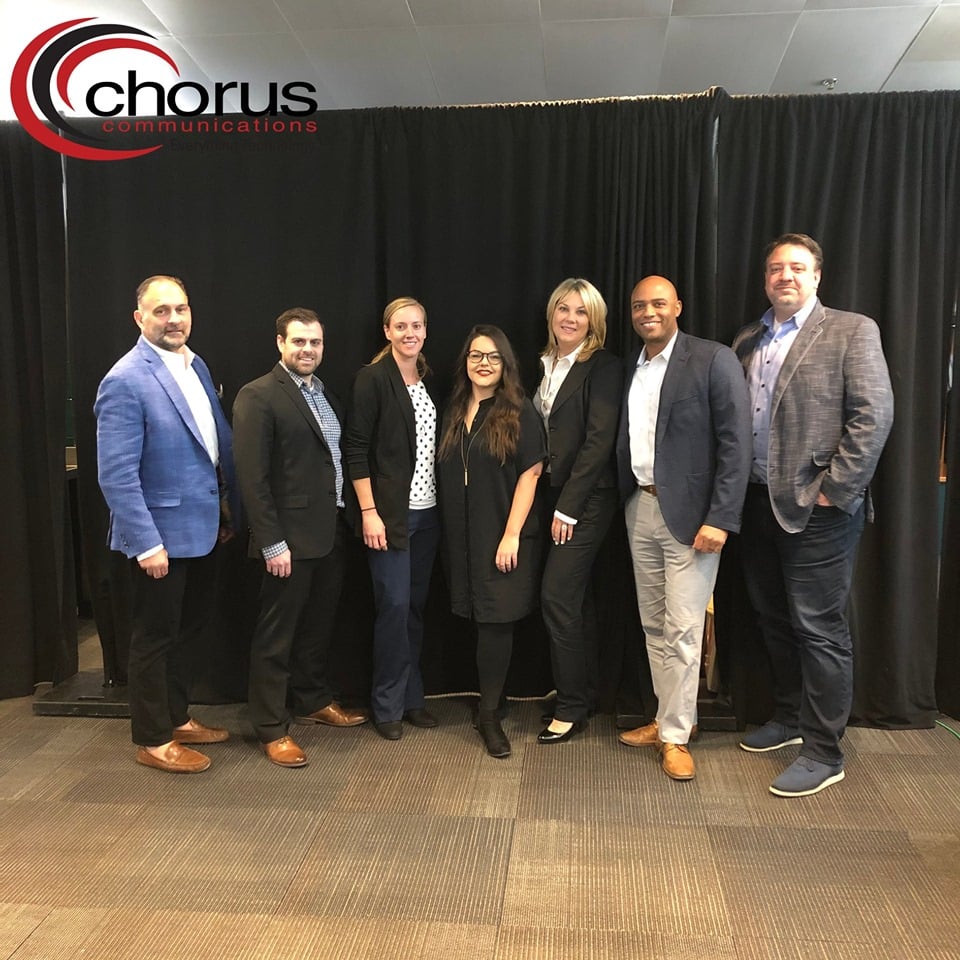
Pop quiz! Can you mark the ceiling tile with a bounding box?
[883,58,960,88]
[803,0,934,8]
[274,0,413,31]
[771,6,935,93]
[540,0,671,21]
[418,23,547,105]
[673,0,803,13]
[903,5,960,58]
[542,19,667,99]
[661,14,799,94]
[144,0,290,35]
[408,0,540,26]
[299,28,439,107]
[176,33,336,107]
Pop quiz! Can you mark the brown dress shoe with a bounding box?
[295,702,368,727]
[136,742,210,773]
[263,736,308,767]
[618,720,659,747]
[618,721,699,748]
[659,743,695,780]
[173,719,229,744]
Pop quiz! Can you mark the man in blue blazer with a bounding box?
[616,275,751,781]
[96,275,238,774]
[733,234,894,798]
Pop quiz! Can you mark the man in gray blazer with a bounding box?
[616,275,751,781]
[733,234,894,798]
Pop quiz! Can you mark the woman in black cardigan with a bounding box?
[345,298,441,741]
[535,279,624,744]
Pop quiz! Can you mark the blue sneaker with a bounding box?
[739,721,802,753]
[769,757,845,797]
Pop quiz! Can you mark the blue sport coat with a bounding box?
[95,335,237,559]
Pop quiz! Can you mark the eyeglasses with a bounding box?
[466,350,503,365]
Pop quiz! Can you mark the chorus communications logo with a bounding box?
[12,18,321,161]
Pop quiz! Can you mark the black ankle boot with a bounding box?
[476,715,511,758]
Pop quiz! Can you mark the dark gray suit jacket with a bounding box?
[616,331,752,545]
[732,299,894,533]
[232,363,346,560]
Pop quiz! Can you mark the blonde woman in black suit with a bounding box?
[535,279,624,744]
[345,298,441,741]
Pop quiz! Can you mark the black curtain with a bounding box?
[0,121,74,697]
[716,91,960,727]
[65,94,721,705]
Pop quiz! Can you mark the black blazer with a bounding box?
[345,353,437,551]
[536,347,623,520]
[615,331,752,545]
[232,363,347,560]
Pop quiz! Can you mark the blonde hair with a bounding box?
[370,297,429,378]
[543,278,607,362]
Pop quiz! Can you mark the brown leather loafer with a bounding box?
[295,702,368,727]
[173,719,229,744]
[659,742,695,780]
[618,721,699,747]
[136,742,210,773]
[263,736,308,767]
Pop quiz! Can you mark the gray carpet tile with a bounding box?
[278,811,513,924]
[253,917,499,960]
[500,819,728,936]
[494,926,740,959]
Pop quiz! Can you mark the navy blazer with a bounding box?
[616,331,752,545]
[233,363,348,560]
[95,335,238,559]
[536,347,623,520]
[345,353,437,551]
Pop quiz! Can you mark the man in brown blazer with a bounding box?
[233,307,367,767]
[733,234,894,797]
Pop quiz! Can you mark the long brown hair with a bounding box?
[542,278,607,362]
[369,296,429,378]
[438,325,525,465]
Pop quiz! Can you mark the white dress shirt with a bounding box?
[628,331,678,486]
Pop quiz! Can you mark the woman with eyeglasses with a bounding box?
[436,325,546,758]
[535,278,623,744]
[345,297,441,741]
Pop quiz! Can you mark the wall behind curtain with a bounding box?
[0,122,73,697]
[65,93,722,705]
[716,91,960,727]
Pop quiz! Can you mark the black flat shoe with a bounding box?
[403,708,438,728]
[375,721,403,740]
[537,720,585,744]
[477,719,511,758]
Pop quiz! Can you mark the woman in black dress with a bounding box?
[437,325,546,758]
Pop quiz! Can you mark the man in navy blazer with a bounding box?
[733,234,893,798]
[616,275,751,781]
[96,275,238,774]
[233,307,367,769]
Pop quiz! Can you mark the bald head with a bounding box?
[630,275,682,358]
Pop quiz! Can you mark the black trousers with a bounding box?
[247,518,346,743]
[540,483,619,723]
[128,550,217,747]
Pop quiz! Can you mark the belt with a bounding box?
[638,484,658,496]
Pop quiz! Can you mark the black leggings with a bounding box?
[476,621,514,715]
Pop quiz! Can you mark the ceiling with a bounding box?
[2,0,959,120]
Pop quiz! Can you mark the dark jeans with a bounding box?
[128,550,217,747]
[366,506,440,723]
[540,484,618,723]
[247,517,345,743]
[740,484,865,764]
